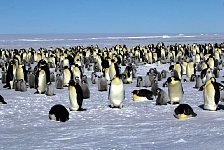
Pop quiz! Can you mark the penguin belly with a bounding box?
[69,86,79,111]
[168,84,183,103]
[37,73,46,94]
[109,84,124,107]
[204,84,217,111]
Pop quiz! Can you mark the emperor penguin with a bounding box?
[169,63,182,80]
[20,79,27,92]
[1,70,6,84]
[91,72,98,84]
[0,95,7,104]
[50,72,55,82]
[28,72,35,88]
[80,79,90,99]
[46,82,55,96]
[49,104,69,122]
[156,88,167,105]
[167,76,184,105]
[109,59,118,80]
[194,75,203,89]
[63,66,73,87]
[108,74,125,108]
[174,104,197,119]
[68,80,84,111]
[55,74,63,89]
[136,76,144,87]
[35,66,47,94]
[186,62,196,81]
[132,89,153,101]
[98,75,108,91]
[199,77,224,111]
[201,68,213,84]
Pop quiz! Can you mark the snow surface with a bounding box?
[1,60,224,150]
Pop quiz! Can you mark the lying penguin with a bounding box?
[132,89,154,101]
[174,104,197,119]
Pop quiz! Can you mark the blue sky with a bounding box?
[0,0,224,34]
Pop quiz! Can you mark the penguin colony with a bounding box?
[0,42,224,122]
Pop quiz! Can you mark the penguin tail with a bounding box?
[191,112,197,117]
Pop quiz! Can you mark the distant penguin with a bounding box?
[132,89,153,101]
[0,95,7,104]
[63,66,73,87]
[161,70,167,79]
[169,63,182,80]
[80,79,90,99]
[1,71,6,84]
[194,75,203,89]
[14,79,20,91]
[190,74,196,82]
[55,74,63,89]
[186,62,196,81]
[156,88,167,105]
[136,76,144,87]
[91,72,98,84]
[167,76,184,104]
[174,104,197,119]
[28,72,35,88]
[50,72,55,82]
[213,67,219,78]
[199,77,224,111]
[49,104,69,122]
[46,82,55,96]
[151,80,158,96]
[144,73,155,87]
[35,67,47,94]
[108,75,124,108]
[69,80,84,111]
[98,75,108,91]
[20,79,27,92]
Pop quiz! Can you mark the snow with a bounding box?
[1,60,224,150]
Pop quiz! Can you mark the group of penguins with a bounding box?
[1,42,224,122]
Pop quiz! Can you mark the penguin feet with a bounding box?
[109,104,123,109]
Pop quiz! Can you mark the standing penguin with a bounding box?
[98,75,108,91]
[20,79,27,92]
[194,75,203,89]
[35,66,47,94]
[68,80,84,111]
[28,72,35,88]
[63,66,73,87]
[167,76,184,104]
[46,82,55,96]
[55,73,63,89]
[199,77,224,111]
[108,74,125,108]
[136,76,144,87]
[156,88,167,105]
[80,79,90,99]
[91,72,98,84]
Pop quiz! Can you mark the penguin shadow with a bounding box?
[198,104,224,111]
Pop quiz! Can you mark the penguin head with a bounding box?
[167,76,180,84]
[69,80,76,86]
[132,90,138,95]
